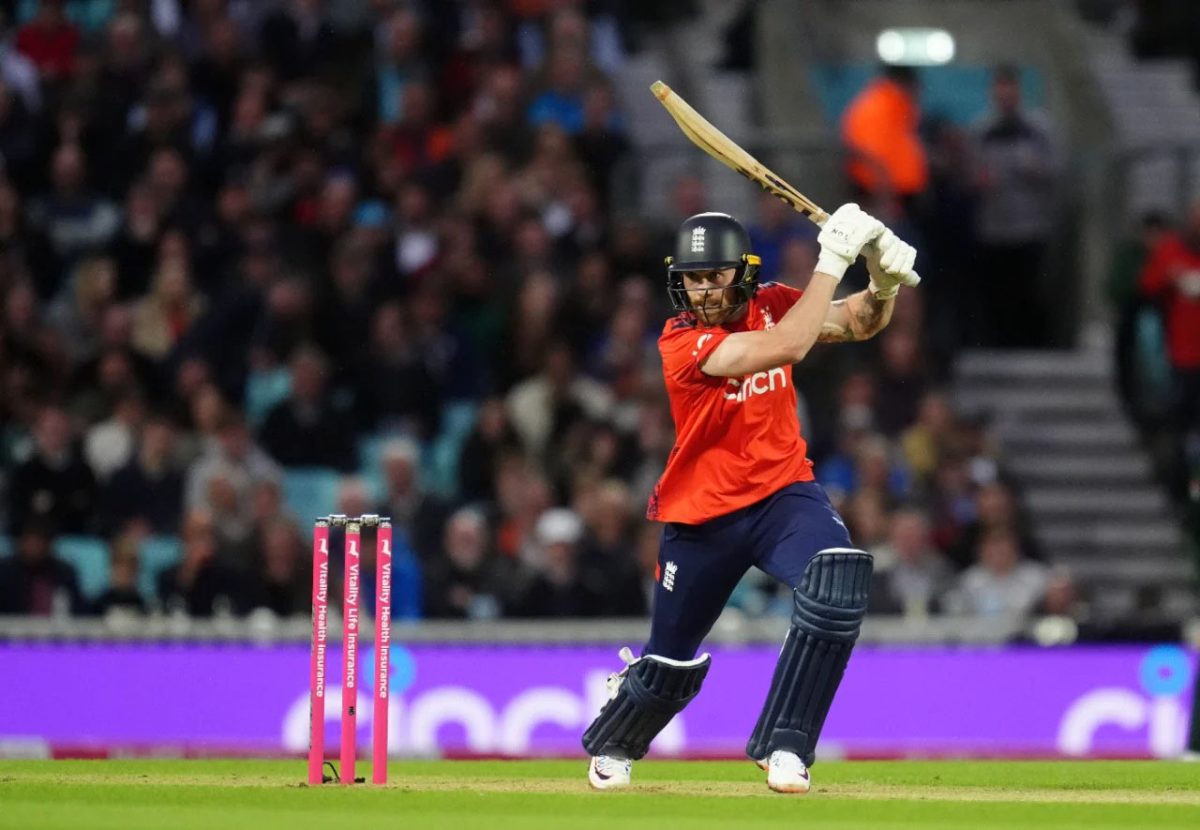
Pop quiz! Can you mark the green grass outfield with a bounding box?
[2,759,1199,830]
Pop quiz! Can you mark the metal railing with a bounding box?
[1107,141,1200,229]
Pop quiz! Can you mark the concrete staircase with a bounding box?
[954,347,1197,619]
[671,0,757,221]
[612,45,690,220]
[1081,24,1200,221]
[611,0,758,222]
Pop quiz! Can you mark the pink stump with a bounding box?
[307,519,330,785]
[372,521,393,784]
[341,520,362,784]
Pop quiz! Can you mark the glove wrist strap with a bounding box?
[814,252,849,282]
[868,278,899,300]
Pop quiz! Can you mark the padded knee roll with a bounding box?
[746,551,873,765]
[582,652,711,760]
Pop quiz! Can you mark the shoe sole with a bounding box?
[588,778,631,790]
[772,782,811,796]
[768,780,811,794]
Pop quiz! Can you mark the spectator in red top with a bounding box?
[1139,201,1200,458]
[16,0,80,81]
[379,80,454,179]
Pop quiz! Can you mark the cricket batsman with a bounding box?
[582,203,918,793]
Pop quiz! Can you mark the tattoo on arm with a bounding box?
[851,291,892,338]
[817,299,855,342]
[816,291,894,343]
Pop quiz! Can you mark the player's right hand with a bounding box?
[864,229,921,299]
[815,203,884,281]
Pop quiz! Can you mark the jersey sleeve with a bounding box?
[659,322,731,385]
[760,281,804,315]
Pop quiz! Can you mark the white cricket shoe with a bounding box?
[766,750,811,794]
[588,755,632,790]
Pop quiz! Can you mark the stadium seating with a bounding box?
[52,536,111,602]
[424,402,479,498]
[282,467,343,524]
[357,434,388,502]
[243,367,292,428]
[138,536,184,604]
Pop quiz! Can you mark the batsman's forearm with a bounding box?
[851,290,894,339]
[820,289,894,342]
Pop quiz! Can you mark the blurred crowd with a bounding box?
[1093,0,1200,555]
[0,0,1072,627]
[1108,205,1200,524]
[839,62,1063,356]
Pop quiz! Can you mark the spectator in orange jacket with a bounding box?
[841,65,929,215]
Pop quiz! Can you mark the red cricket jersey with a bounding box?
[647,282,815,524]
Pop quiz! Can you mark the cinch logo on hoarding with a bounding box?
[1057,646,1194,757]
[282,647,688,755]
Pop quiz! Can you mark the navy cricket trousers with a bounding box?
[645,481,856,660]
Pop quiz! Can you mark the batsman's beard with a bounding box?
[693,290,739,326]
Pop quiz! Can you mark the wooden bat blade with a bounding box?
[651,81,828,225]
[652,81,922,288]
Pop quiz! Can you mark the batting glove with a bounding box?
[864,229,921,299]
[815,203,885,282]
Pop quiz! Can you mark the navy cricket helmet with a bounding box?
[664,212,761,315]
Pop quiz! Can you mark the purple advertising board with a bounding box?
[0,643,1195,759]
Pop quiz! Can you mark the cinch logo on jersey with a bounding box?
[724,366,788,402]
[691,226,706,252]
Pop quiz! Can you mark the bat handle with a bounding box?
[808,208,830,227]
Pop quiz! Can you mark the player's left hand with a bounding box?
[864,229,920,300]
[815,203,884,281]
